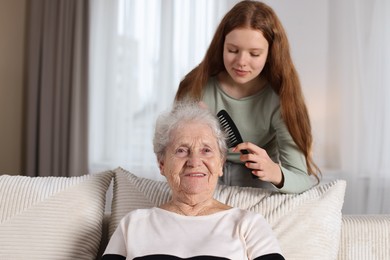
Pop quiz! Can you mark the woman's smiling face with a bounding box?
[223,27,269,85]
[159,121,224,199]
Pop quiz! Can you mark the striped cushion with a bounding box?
[0,171,113,260]
[109,168,171,236]
[214,180,346,260]
[110,167,346,260]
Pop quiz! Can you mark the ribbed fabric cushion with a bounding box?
[338,215,390,259]
[0,171,113,260]
[109,168,171,236]
[214,180,346,260]
[110,167,346,260]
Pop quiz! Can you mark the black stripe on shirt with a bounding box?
[101,254,126,260]
[134,255,229,259]
[102,253,284,260]
[254,253,285,260]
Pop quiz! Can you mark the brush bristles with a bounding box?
[218,114,239,148]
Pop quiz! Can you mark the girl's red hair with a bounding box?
[175,0,321,182]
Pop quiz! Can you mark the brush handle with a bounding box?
[240,149,258,179]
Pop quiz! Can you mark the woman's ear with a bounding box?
[158,159,165,176]
[198,101,208,109]
[218,159,225,177]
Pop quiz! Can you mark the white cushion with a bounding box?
[0,171,113,260]
[110,167,346,260]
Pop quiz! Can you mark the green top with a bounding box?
[202,77,313,193]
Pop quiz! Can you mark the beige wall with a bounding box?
[0,0,26,175]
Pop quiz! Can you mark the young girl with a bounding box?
[175,0,320,193]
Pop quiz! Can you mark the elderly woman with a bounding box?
[102,102,284,260]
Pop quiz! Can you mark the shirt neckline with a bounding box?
[154,206,237,219]
[212,76,269,101]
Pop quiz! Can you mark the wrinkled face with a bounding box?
[159,122,224,199]
[223,28,269,85]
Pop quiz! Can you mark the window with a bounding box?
[89,0,237,180]
[89,0,390,213]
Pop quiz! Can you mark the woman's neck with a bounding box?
[217,71,266,99]
[161,198,230,216]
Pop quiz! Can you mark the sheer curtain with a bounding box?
[326,0,390,213]
[89,0,238,180]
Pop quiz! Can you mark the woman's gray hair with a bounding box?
[153,102,227,162]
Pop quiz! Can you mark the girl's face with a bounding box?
[223,28,269,85]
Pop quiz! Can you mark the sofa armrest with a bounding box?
[338,215,390,260]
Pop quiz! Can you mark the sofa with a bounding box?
[0,167,389,260]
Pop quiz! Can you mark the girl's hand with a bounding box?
[232,142,284,187]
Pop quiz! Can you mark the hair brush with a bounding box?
[217,109,257,178]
